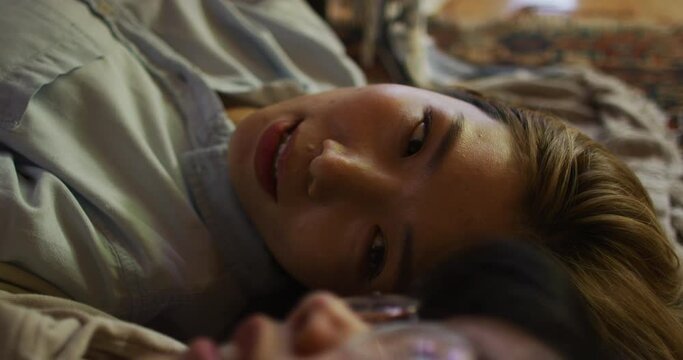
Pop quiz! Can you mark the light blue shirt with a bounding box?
[0,0,365,338]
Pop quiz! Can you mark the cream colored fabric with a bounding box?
[0,291,185,359]
[0,263,68,298]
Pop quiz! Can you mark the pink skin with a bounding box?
[228,84,525,294]
[182,338,221,360]
[179,293,560,360]
[231,293,369,359]
[179,293,368,360]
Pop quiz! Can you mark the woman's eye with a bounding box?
[403,108,432,157]
[367,230,387,281]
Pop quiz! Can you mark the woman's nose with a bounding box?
[308,139,399,203]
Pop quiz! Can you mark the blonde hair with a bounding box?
[448,89,683,358]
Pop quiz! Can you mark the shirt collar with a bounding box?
[182,141,292,299]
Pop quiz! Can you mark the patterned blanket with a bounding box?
[430,15,683,117]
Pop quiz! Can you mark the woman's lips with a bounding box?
[254,118,301,201]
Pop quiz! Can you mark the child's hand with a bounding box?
[181,292,370,360]
[181,338,222,360]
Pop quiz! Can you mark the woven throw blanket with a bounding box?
[430,15,683,117]
[456,66,683,256]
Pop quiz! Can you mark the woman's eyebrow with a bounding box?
[427,113,464,173]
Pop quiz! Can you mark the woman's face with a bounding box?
[228,85,524,293]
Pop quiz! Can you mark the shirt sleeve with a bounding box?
[0,291,186,360]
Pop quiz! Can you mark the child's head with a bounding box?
[228,84,525,293]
